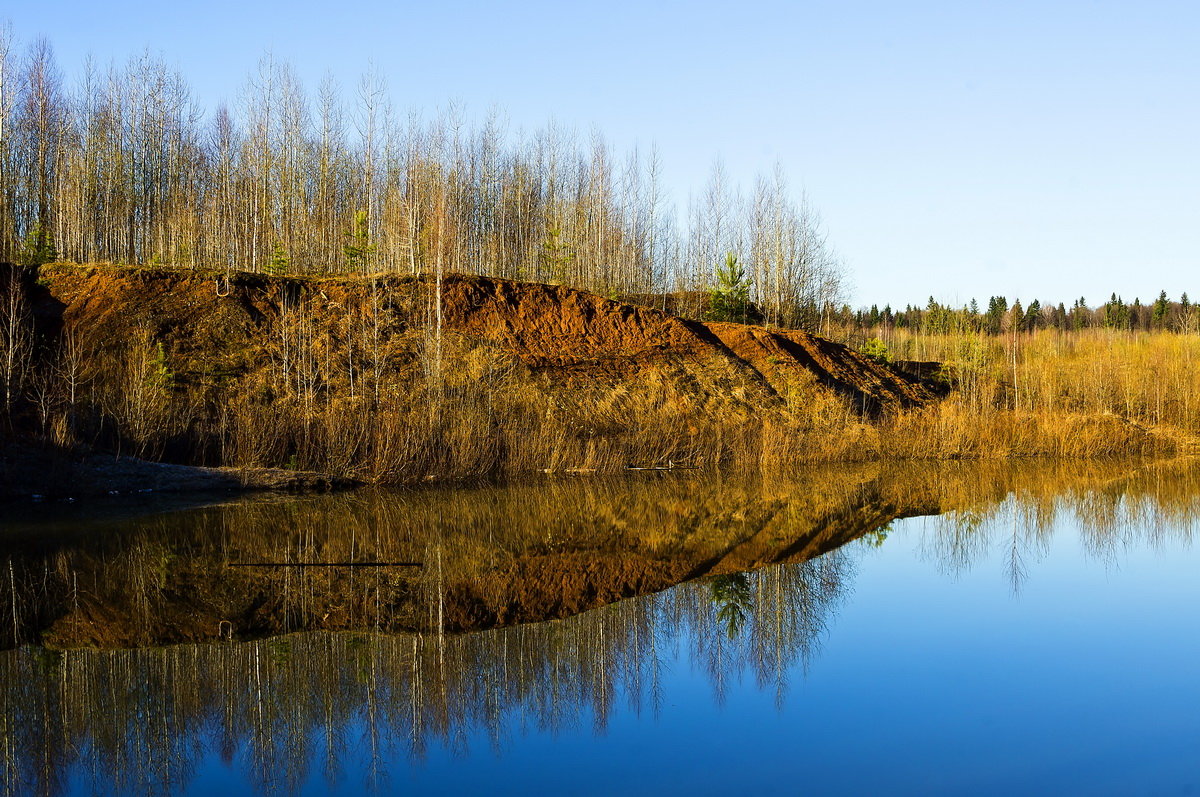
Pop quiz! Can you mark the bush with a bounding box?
[860,337,890,363]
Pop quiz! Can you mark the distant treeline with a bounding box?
[839,291,1199,335]
[0,26,844,330]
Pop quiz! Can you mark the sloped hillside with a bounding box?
[1,263,939,484]
[434,273,935,412]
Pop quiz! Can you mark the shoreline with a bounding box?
[0,441,358,502]
[3,436,1191,505]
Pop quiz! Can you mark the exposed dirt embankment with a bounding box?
[27,263,934,410]
[1,263,940,487]
[440,274,936,411]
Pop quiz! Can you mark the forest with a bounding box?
[4,28,1193,338]
[0,28,843,331]
[839,292,1197,337]
[2,26,1199,489]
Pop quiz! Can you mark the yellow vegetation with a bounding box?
[7,264,1200,479]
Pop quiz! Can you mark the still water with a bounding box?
[3,459,1200,795]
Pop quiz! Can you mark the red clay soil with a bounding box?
[703,322,934,412]
[28,266,936,410]
[5,264,940,479]
[442,276,716,366]
[20,264,939,411]
[438,273,936,411]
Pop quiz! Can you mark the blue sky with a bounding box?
[5,0,1197,308]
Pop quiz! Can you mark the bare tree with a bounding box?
[0,267,30,419]
[0,27,846,332]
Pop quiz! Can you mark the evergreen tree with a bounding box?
[709,573,752,639]
[1072,297,1089,330]
[540,227,576,284]
[1152,290,1170,329]
[859,337,890,363]
[705,252,752,322]
[1024,300,1041,331]
[1104,293,1131,329]
[16,222,57,266]
[984,296,1008,334]
[343,210,374,273]
[265,243,290,276]
[1008,299,1025,333]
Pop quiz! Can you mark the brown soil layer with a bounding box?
[0,263,940,487]
[25,263,936,414]
[439,274,936,409]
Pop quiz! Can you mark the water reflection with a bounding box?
[1,550,853,795]
[0,461,959,649]
[3,457,1200,795]
[920,458,1200,592]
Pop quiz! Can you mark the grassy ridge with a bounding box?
[2,264,1197,483]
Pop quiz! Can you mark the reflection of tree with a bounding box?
[0,462,915,649]
[710,573,752,638]
[861,522,891,548]
[919,458,1200,589]
[0,545,857,797]
[5,457,1200,793]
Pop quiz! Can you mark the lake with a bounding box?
[3,458,1200,795]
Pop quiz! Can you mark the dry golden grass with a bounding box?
[12,261,1200,477]
[848,328,1200,459]
[48,328,1200,477]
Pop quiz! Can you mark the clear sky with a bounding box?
[5,0,1197,308]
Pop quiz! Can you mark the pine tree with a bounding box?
[1024,300,1041,331]
[1073,297,1089,330]
[1008,299,1025,333]
[705,252,752,323]
[1152,290,1170,329]
[985,296,1008,334]
[709,573,752,639]
[265,243,290,276]
[860,337,890,363]
[16,222,57,266]
[539,227,576,284]
[1104,293,1131,329]
[343,210,374,273]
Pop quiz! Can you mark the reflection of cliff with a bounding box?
[1,553,852,797]
[3,457,1199,796]
[3,457,1190,649]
